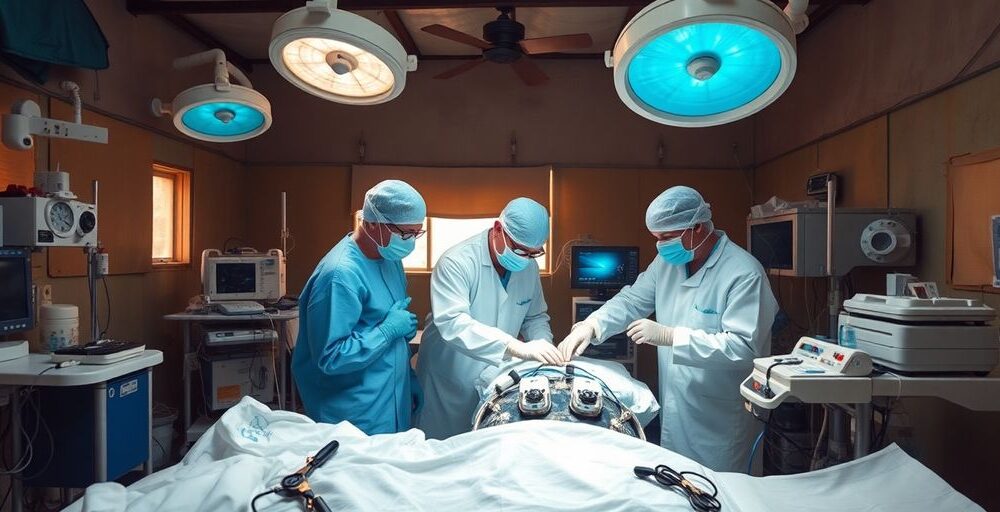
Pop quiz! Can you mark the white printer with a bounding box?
[839,294,999,374]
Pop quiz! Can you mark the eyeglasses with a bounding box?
[504,232,545,258]
[387,223,426,240]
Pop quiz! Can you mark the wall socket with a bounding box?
[41,284,52,304]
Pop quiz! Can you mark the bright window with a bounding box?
[355,213,549,272]
[152,164,191,265]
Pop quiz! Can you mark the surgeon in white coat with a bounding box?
[416,198,563,439]
[558,186,778,472]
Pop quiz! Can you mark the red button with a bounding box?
[834,353,844,361]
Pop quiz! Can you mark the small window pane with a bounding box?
[152,175,174,260]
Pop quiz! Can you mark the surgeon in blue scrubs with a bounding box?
[292,180,426,434]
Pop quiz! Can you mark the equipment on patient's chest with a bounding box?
[634,464,721,512]
[474,364,646,440]
[839,293,999,374]
[253,439,339,512]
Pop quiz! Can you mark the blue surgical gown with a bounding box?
[292,235,415,435]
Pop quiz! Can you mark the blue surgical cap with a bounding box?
[499,197,549,249]
[645,186,712,232]
[362,180,426,225]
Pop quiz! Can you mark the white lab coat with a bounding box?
[584,233,778,472]
[416,230,553,439]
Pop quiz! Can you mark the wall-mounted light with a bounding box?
[607,0,808,128]
[152,49,272,142]
[269,0,417,105]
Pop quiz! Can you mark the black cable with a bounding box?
[0,478,11,512]
[99,276,111,339]
[19,391,54,481]
[763,359,801,398]
[634,465,721,512]
[250,489,278,512]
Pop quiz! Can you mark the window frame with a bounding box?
[151,163,192,268]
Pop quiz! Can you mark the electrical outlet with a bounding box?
[41,284,52,304]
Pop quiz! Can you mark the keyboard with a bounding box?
[216,301,266,316]
[51,340,146,365]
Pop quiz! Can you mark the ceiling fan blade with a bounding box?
[511,57,548,87]
[421,24,492,50]
[520,33,593,55]
[433,58,486,80]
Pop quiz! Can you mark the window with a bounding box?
[152,164,191,265]
[355,213,549,272]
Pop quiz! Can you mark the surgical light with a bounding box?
[606,0,808,127]
[269,0,417,105]
[152,49,271,142]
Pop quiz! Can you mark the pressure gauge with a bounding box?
[78,210,96,235]
[45,200,76,236]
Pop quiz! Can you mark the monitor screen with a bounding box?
[749,220,793,270]
[215,262,257,294]
[571,246,640,289]
[0,249,32,331]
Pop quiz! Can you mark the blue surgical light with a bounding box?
[627,23,782,117]
[608,0,799,127]
[180,102,266,137]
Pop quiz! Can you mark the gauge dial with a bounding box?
[47,201,75,234]
[78,210,96,234]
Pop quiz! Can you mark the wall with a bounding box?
[754,0,1000,163]
[246,60,755,168]
[753,64,1000,511]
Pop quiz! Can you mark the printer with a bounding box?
[839,294,999,374]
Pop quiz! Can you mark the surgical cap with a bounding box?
[362,180,426,225]
[499,197,549,249]
[645,186,712,232]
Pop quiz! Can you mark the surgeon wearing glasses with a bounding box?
[416,197,561,439]
[557,186,778,472]
[292,180,427,434]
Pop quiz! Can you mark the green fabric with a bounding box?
[0,0,109,83]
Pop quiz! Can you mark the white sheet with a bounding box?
[68,398,983,512]
[476,357,661,426]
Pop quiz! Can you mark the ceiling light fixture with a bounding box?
[607,0,809,128]
[269,0,417,105]
[152,49,272,142]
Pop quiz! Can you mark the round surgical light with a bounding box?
[607,0,798,127]
[169,84,272,142]
[269,1,417,105]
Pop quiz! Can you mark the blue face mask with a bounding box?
[657,237,694,265]
[493,232,530,272]
[375,231,415,261]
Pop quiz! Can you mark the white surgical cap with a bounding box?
[645,186,712,232]
[362,180,426,225]
[499,197,549,249]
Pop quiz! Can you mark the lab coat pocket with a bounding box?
[687,306,721,334]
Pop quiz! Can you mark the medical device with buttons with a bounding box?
[201,248,286,302]
[740,337,874,409]
[747,208,917,277]
[0,196,97,247]
[839,294,999,374]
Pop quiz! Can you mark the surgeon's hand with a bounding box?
[379,297,418,341]
[506,339,565,365]
[627,319,674,346]
[558,323,595,360]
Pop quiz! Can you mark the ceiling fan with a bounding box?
[421,7,593,86]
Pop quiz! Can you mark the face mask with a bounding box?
[657,237,694,265]
[376,231,415,261]
[492,230,530,272]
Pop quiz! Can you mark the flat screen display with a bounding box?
[571,246,640,289]
[0,255,31,325]
[749,220,794,270]
[216,262,257,294]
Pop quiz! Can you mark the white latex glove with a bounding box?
[559,323,595,360]
[626,319,674,346]
[506,339,565,365]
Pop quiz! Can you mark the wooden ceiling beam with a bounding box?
[384,10,420,56]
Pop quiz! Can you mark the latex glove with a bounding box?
[410,371,423,415]
[379,297,418,341]
[627,319,674,346]
[558,323,595,360]
[506,339,565,365]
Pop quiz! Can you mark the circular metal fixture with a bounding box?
[860,219,913,263]
[606,0,798,127]
[269,0,417,105]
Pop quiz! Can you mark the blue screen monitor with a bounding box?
[0,247,33,333]
[571,246,640,290]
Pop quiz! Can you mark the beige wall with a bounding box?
[754,0,1000,162]
[246,60,755,168]
[754,65,1000,510]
